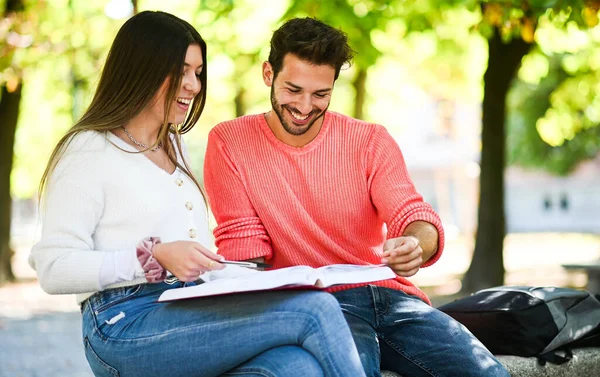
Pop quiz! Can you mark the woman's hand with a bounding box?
[152,241,225,282]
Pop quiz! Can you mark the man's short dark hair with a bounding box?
[268,17,354,81]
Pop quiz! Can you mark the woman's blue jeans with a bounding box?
[332,286,511,377]
[81,281,366,377]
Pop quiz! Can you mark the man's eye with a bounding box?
[314,93,327,98]
[288,88,300,93]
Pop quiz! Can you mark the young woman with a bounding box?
[29,11,366,377]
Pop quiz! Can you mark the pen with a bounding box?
[220,260,272,269]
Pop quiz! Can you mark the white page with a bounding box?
[158,264,396,302]
[201,265,259,282]
[159,265,316,302]
[315,264,396,287]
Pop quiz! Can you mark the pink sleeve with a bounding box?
[366,126,445,267]
[136,237,166,283]
[203,130,273,261]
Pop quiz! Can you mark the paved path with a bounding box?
[0,282,93,377]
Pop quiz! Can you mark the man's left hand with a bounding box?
[381,236,423,277]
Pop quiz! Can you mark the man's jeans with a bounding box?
[333,286,510,377]
[81,281,366,377]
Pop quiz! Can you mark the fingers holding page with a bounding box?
[153,241,224,281]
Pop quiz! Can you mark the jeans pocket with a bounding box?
[92,284,145,315]
[89,285,146,340]
[84,337,120,377]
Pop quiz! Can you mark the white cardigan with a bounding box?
[29,131,211,304]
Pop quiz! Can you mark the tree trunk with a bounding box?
[352,68,367,119]
[0,85,21,284]
[462,29,532,293]
[0,0,25,285]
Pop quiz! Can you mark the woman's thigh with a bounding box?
[222,346,324,377]
[82,283,354,377]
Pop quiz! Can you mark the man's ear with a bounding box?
[262,61,274,87]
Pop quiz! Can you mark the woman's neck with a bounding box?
[123,112,162,146]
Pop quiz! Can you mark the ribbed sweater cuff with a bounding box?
[217,238,273,262]
[388,212,445,268]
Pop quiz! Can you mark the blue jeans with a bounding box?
[81,281,366,377]
[332,286,510,377]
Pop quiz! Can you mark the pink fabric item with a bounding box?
[204,111,445,305]
[136,237,166,283]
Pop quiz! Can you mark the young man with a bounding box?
[204,17,509,377]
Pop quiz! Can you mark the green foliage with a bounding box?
[506,4,600,175]
[283,0,389,68]
[7,1,127,197]
[5,0,600,197]
[508,50,600,175]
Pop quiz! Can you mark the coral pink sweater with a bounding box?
[204,112,444,304]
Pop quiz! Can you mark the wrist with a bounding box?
[402,221,438,262]
[151,242,164,264]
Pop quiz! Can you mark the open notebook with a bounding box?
[158,264,396,302]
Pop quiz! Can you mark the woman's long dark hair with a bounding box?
[39,11,208,199]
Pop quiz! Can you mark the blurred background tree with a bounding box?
[0,0,26,283]
[460,0,600,292]
[1,0,599,288]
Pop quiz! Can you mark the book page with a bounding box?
[201,265,259,282]
[158,264,396,302]
[158,265,316,302]
[315,264,396,287]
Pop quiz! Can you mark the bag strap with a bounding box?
[537,348,573,366]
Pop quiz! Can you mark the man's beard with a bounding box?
[270,87,327,136]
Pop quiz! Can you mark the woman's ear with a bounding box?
[262,61,274,87]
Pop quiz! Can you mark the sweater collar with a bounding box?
[257,111,332,154]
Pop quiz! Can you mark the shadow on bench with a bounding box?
[381,347,600,377]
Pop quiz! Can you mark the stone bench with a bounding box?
[381,347,600,376]
[563,261,600,294]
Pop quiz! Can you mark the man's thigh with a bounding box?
[333,287,382,377]
[377,288,509,377]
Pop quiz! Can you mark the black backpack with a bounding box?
[438,286,600,365]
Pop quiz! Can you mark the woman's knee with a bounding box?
[223,345,324,377]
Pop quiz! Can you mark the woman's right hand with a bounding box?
[151,241,225,282]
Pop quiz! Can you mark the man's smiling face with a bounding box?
[264,53,335,146]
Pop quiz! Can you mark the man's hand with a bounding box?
[381,236,423,277]
[382,221,439,277]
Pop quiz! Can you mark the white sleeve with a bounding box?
[29,176,109,294]
[29,132,148,294]
[98,248,145,289]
